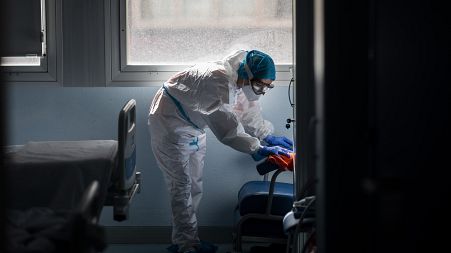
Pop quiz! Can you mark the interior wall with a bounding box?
[2,0,296,242]
[5,86,294,227]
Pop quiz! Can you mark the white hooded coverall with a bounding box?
[147,50,274,252]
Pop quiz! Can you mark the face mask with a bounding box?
[250,80,274,95]
[241,82,261,101]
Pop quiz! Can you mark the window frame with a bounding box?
[106,0,293,87]
[0,0,60,85]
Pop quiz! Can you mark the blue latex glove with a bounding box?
[264,135,294,150]
[251,151,267,161]
[253,145,291,161]
[251,145,292,161]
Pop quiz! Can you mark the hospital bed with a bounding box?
[3,99,141,252]
[3,98,141,222]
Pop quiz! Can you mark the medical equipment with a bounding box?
[232,158,294,253]
[3,99,141,222]
[283,196,316,253]
[286,77,295,130]
[282,173,317,253]
[105,98,141,221]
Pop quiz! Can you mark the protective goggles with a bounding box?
[250,80,274,95]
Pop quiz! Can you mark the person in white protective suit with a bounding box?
[147,50,293,253]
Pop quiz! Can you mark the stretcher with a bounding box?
[3,99,141,222]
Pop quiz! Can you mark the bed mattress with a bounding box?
[4,140,118,211]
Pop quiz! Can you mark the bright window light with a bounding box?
[1,56,41,66]
[125,0,292,65]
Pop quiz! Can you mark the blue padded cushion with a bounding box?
[238,181,294,216]
[234,208,287,238]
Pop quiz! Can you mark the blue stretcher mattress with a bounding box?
[238,180,294,216]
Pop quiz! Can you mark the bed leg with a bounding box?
[113,194,129,221]
[136,171,142,193]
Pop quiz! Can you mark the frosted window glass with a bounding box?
[126,0,292,65]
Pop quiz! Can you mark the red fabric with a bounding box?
[267,152,295,171]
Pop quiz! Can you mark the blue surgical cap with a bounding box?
[237,50,276,80]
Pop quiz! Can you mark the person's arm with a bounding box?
[202,105,291,159]
[202,104,261,154]
[234,90,294,150]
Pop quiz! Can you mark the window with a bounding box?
[1,0,58,83]
[109,0,293,84]
[1,0,46,69]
